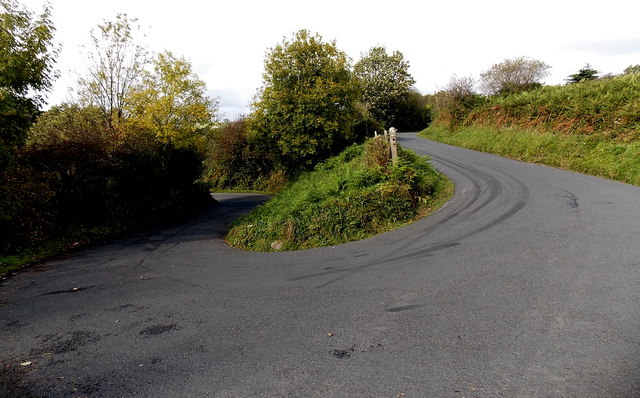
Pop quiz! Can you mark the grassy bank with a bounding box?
[422,72,640,186]
[226,139,452,251]
[420,125,640,185]
[466,73,640,139]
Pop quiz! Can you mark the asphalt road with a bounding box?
[1,133,639,397]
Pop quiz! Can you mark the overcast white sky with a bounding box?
[20,0,640,119]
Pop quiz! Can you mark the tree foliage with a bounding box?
[623,65,640,75]
[27,103,109,147]
[435,75,484,128]
[354,46,415,127]
[480,56,550,95]
[125,51,218,151]
[203,118,287,192]
[566,64,598,84]
[1,15,219,256]
[251,30,359,173]
[394,89,431,131]
[443,74,476,101]
[76,13,149,127]
[3,100,212,254]
[0,0,57,169]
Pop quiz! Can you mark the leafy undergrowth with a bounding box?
[421,73,640,186]
[420,125,640,186]
[226,139,452,251]
[466,73,640,139]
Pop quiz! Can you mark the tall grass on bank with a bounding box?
[466,73,640,140]
[420,125,640,185]
[422,72,640,186]
[226,139,452,251]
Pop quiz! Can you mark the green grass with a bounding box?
[420,124,640,185]
[466,73,640,139]
[423,72,640,186]
[226,141,452,251]
[1,142,452,272]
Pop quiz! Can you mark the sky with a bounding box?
[19,0,640,120]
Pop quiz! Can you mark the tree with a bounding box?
[443,74,476,101]
[394,89,431,131]
[76,13,149,128]
[566,64,598,84]
[354,46,415,127]
[480,56,550,95]
[27,103,109,147]
[0,0,57,169]
[125,51,218,152]
[437,75,483,129]
[251,30,359,173]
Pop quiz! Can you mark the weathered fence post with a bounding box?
[389,127,398,166]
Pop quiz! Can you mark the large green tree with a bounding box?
[353,46,415,128]
[0,0,57,169]
[251,29,359,173]
[125,51,218,152]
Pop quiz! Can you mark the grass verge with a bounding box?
[420,124,640,186]
[466,73,640,139]
[226,139,453,251]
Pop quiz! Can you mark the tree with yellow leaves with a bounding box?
[125,51,218,152]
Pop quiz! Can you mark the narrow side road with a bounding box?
[1,133,639,397]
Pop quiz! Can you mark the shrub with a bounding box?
[0,162,55,252]
[431,75,486,130]
[0,104,211,255]
[464,72,640,139]
[226,140,449,251]
[394,90,432,131]
[203,118,283,192]
[480,56,550,95]
[364,135,390,168]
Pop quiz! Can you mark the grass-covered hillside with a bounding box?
[467,73,640,138]
[421,73,640,185]
[226,139,452,251]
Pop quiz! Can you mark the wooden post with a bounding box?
[389,127,398,166]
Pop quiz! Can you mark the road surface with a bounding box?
[1,133,639,397]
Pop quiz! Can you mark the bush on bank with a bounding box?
[226,138,451,251]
